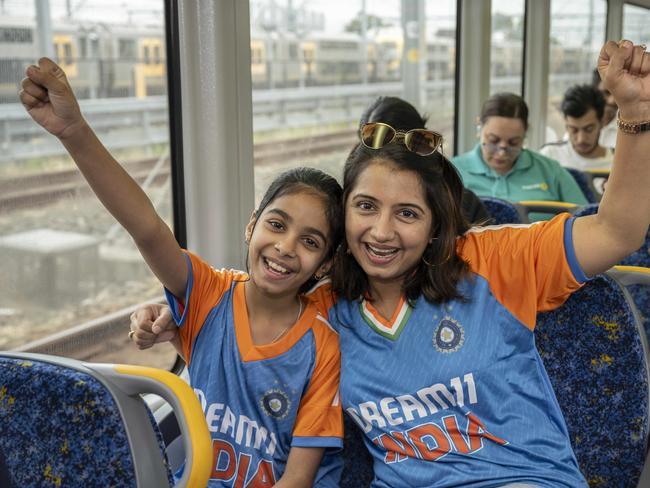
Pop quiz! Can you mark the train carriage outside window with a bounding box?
[0,1,176,369]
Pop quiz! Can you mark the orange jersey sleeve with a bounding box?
[457,213,585,330]
[305,279,337,319]
[291,316,343,444]
[167,251,246,363]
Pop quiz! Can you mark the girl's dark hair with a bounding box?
[359,96,429,130]
[331,143,471,304]
[249,167,343,292]
[480,92,529,130]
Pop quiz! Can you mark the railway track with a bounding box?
[0,130,358,212]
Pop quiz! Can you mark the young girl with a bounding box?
[133,40,650,487]
[19,59,344,487]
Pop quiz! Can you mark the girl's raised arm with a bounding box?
[19,57,187,298]
[573,41,650,276]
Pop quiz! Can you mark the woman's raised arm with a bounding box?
[573,40,650,276]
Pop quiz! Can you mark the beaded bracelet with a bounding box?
[618,115,650,134]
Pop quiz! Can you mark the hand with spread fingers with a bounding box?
[598,40,650,121]
[19,57,87,139]
[129,303,180,352]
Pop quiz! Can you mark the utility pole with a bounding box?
[401,0,426,108]
[35,0,55,58]
[361,0,368,85]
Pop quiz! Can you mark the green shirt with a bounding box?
[452,144,588,221]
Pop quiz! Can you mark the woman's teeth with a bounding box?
[366,244,398,257]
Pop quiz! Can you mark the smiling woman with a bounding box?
[345,163,433,317]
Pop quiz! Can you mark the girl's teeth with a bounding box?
[266,258,289,274]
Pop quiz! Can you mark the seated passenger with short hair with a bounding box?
[540,84,614,170]
[452,92,588,221]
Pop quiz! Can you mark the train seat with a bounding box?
[479,196,528,225]
[536,273,650,486]
[609,266,650,345]
[565,167,599,203]
[517,200,577,222]
[0,352,211,488]
[340,415,374,487]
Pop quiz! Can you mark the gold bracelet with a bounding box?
[617,115,650,134]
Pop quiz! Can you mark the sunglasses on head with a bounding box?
[360,122,443,156]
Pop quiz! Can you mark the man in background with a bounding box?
[540,84,613,171]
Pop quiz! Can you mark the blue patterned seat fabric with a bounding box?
[479,196,526,225]
[566,167,599,203]
[0,357,173,488]
[340,414,374,487]
[536,275,650,487]
[573,202,599,219]
[575,203,650,344]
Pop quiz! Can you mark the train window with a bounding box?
[0,2,177,369]
[545,0,607,143]
[249,0,457,202]
[0,27,33,43]
[489,0,524,96]
[63,43,73,65]
[118,38,137,60]
[623,3,650,45]
[79,36,87,59]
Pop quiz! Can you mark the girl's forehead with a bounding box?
[262,191,330,227]
[264,188,326,210]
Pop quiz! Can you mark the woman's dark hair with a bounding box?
[331,143,471,304]
[248,167,343,292]
[480,92,529,130]
[359,96,429,130]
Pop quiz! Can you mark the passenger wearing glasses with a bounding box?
[452,92,587,221]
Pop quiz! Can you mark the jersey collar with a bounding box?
[360,296,412,340]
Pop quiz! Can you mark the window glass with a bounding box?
[0,1,176,369]
[546,0,607,144]
[490,0,524,96]
[249,0,457,202]
[119,38,137,59]
[623,3,650,45]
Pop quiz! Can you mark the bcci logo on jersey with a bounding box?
[433,317,464,353]
[260,389,291,419]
